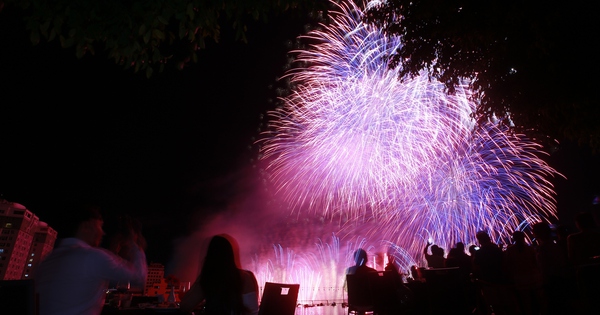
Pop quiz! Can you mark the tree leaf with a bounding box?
[30,30,40,45]
[186,3,194,20]
[152,49,161,62]
[139,24,146,36]
[75,44,84,59]
[157,15,169,25]
[152,29,165,40]
[145,66,153,78]
[39,19,51,36]
[48,28,56,41]
[143,31,151,44]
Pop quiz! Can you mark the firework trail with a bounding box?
[259,0,560,268]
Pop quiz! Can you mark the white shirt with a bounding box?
[35,238,147,315]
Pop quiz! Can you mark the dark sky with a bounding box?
[1,5,599,268]
[0,7,308,264]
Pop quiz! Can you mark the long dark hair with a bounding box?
[199,234,245,315]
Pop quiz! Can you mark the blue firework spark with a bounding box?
[259,0,561,266]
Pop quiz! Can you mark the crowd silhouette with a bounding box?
[396,212,600,315]
[31,204,599,315]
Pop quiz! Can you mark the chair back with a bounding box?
[421,267,461,284]
[422,267,469,314]
[372,271,404,312]
[346,272,377,313]
[258,282,299,315]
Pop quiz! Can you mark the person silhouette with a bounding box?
[532,221,571,315]
[384,253,399,274]
[345,248,378,315]
[472,231,505,284]
[446,242,472,272]
[472,231,519,315]
[504,230,543,315]
[347,248,377,275]
[382,251,416,314]
[566,212,600,313]
[180,234,259,315]
[423,241,445,268]
[567,212,600,267]
[35,205,147,315]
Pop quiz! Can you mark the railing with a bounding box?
[258,285,346,305]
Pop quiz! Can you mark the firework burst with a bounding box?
[259,0,561,265]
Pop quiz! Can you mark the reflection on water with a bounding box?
[295,303,347,315]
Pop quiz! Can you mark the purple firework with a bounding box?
[259,0,561,265]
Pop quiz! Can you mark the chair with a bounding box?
[258,282,299,315]
[0,279,37,315]
[474,278,519,315]
[421,267,470,314]
[346,272,378,315]
[372,271,415,315]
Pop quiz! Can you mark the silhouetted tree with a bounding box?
[0,0,327,77]
[364,0,599,150]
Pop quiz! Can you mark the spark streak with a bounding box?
[256,0,561,291]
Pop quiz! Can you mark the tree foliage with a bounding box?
[364,0,599,150]
[1,0,326,78]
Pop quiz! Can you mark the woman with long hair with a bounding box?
[180,234,259,315]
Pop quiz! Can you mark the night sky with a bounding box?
[1,5,599,271]
[0,7,309,266]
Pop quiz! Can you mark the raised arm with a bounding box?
[95,238,147,290]
[423,241,432,256]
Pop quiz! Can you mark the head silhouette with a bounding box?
[476,231,493,246]
[532,222,552,242]
[512,230,525,244]
[204,234,238,269]
[199,234,244,314]
[353,248,368,266]
[575,212,597,231]
[468,245,478,255]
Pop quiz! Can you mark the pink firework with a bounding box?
[258,0,561,273]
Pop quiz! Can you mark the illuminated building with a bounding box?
[144,263,188,301]
[22,221,57,279]
[0,199,56,280]
[145,262,165,296]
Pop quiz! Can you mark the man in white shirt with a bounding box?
[35,206,147,315]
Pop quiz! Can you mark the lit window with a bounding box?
[27,264,32,267]
[4,223,11,228]
[31,253,35,256]
[24,274,29,277]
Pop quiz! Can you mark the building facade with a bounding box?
[1,199,182,300]
[145,262,166,295]
[144,263,189,301]
[22,222,57,279]
[0,199,57,280]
